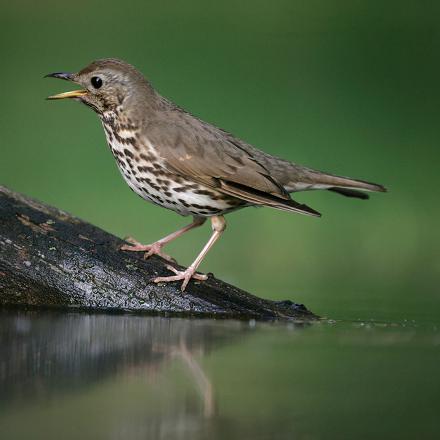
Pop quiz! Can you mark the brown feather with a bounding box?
[328,187,370,199]
[140,119,321,216]
[144,120,291,197]
[218,180,321,217]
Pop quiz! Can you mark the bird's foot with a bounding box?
[121,237,177,263]
[154,265,208,292]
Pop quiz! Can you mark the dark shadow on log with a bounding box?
[0,186,318,320]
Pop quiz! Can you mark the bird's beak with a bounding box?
[46,89,88,100]
[45,71,88,100]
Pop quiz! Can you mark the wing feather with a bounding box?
[142,117,320,216]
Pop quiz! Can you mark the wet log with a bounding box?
[0,186,317,320]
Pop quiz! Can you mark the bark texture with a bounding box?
[0,186,317,320]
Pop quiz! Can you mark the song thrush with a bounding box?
[46,59,386,291]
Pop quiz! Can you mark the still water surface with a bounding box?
[0,309,439,439]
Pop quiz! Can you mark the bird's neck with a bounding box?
[99,89,168,154]
[100,92,162,128]
[99,105,139,154]
[100,108,122,128]
[100,101,140,131]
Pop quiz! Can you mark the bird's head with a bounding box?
[46,58,153,114]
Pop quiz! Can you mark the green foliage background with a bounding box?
[1,0,439,320]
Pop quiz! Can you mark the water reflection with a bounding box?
[0,309,256,439]
[0,310,238,394]
[1,310,438,439]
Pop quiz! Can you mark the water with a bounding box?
[1,309,439,439]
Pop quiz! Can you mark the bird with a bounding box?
[46,58,386,291]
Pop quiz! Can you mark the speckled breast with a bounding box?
[101,115,243,217]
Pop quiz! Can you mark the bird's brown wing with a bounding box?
[144,119,320,217]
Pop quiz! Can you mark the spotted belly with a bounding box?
[118,160,243,217]
[102,121,243,217]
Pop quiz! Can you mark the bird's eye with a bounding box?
[91,76,103,89]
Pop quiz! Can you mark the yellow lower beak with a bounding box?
[47,90,88,100]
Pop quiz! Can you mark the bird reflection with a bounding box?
[150,335,215,417]
[0,309,308,439]
[0,309,243,436]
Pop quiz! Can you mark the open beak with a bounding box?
[45,71,88,100]
[46,89,88,100]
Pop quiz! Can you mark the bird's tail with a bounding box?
[283,166,387,199]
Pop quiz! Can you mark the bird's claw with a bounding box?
[154,265,208,292]
[122,236,140,245]
[120,238,177,263]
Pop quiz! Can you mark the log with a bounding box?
[0,186,318,320]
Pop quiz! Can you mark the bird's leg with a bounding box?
[154,216,226,292]
[121,216,206,263]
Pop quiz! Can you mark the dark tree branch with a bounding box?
[0,186,317,320]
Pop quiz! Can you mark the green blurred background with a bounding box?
[1,0,439,321]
